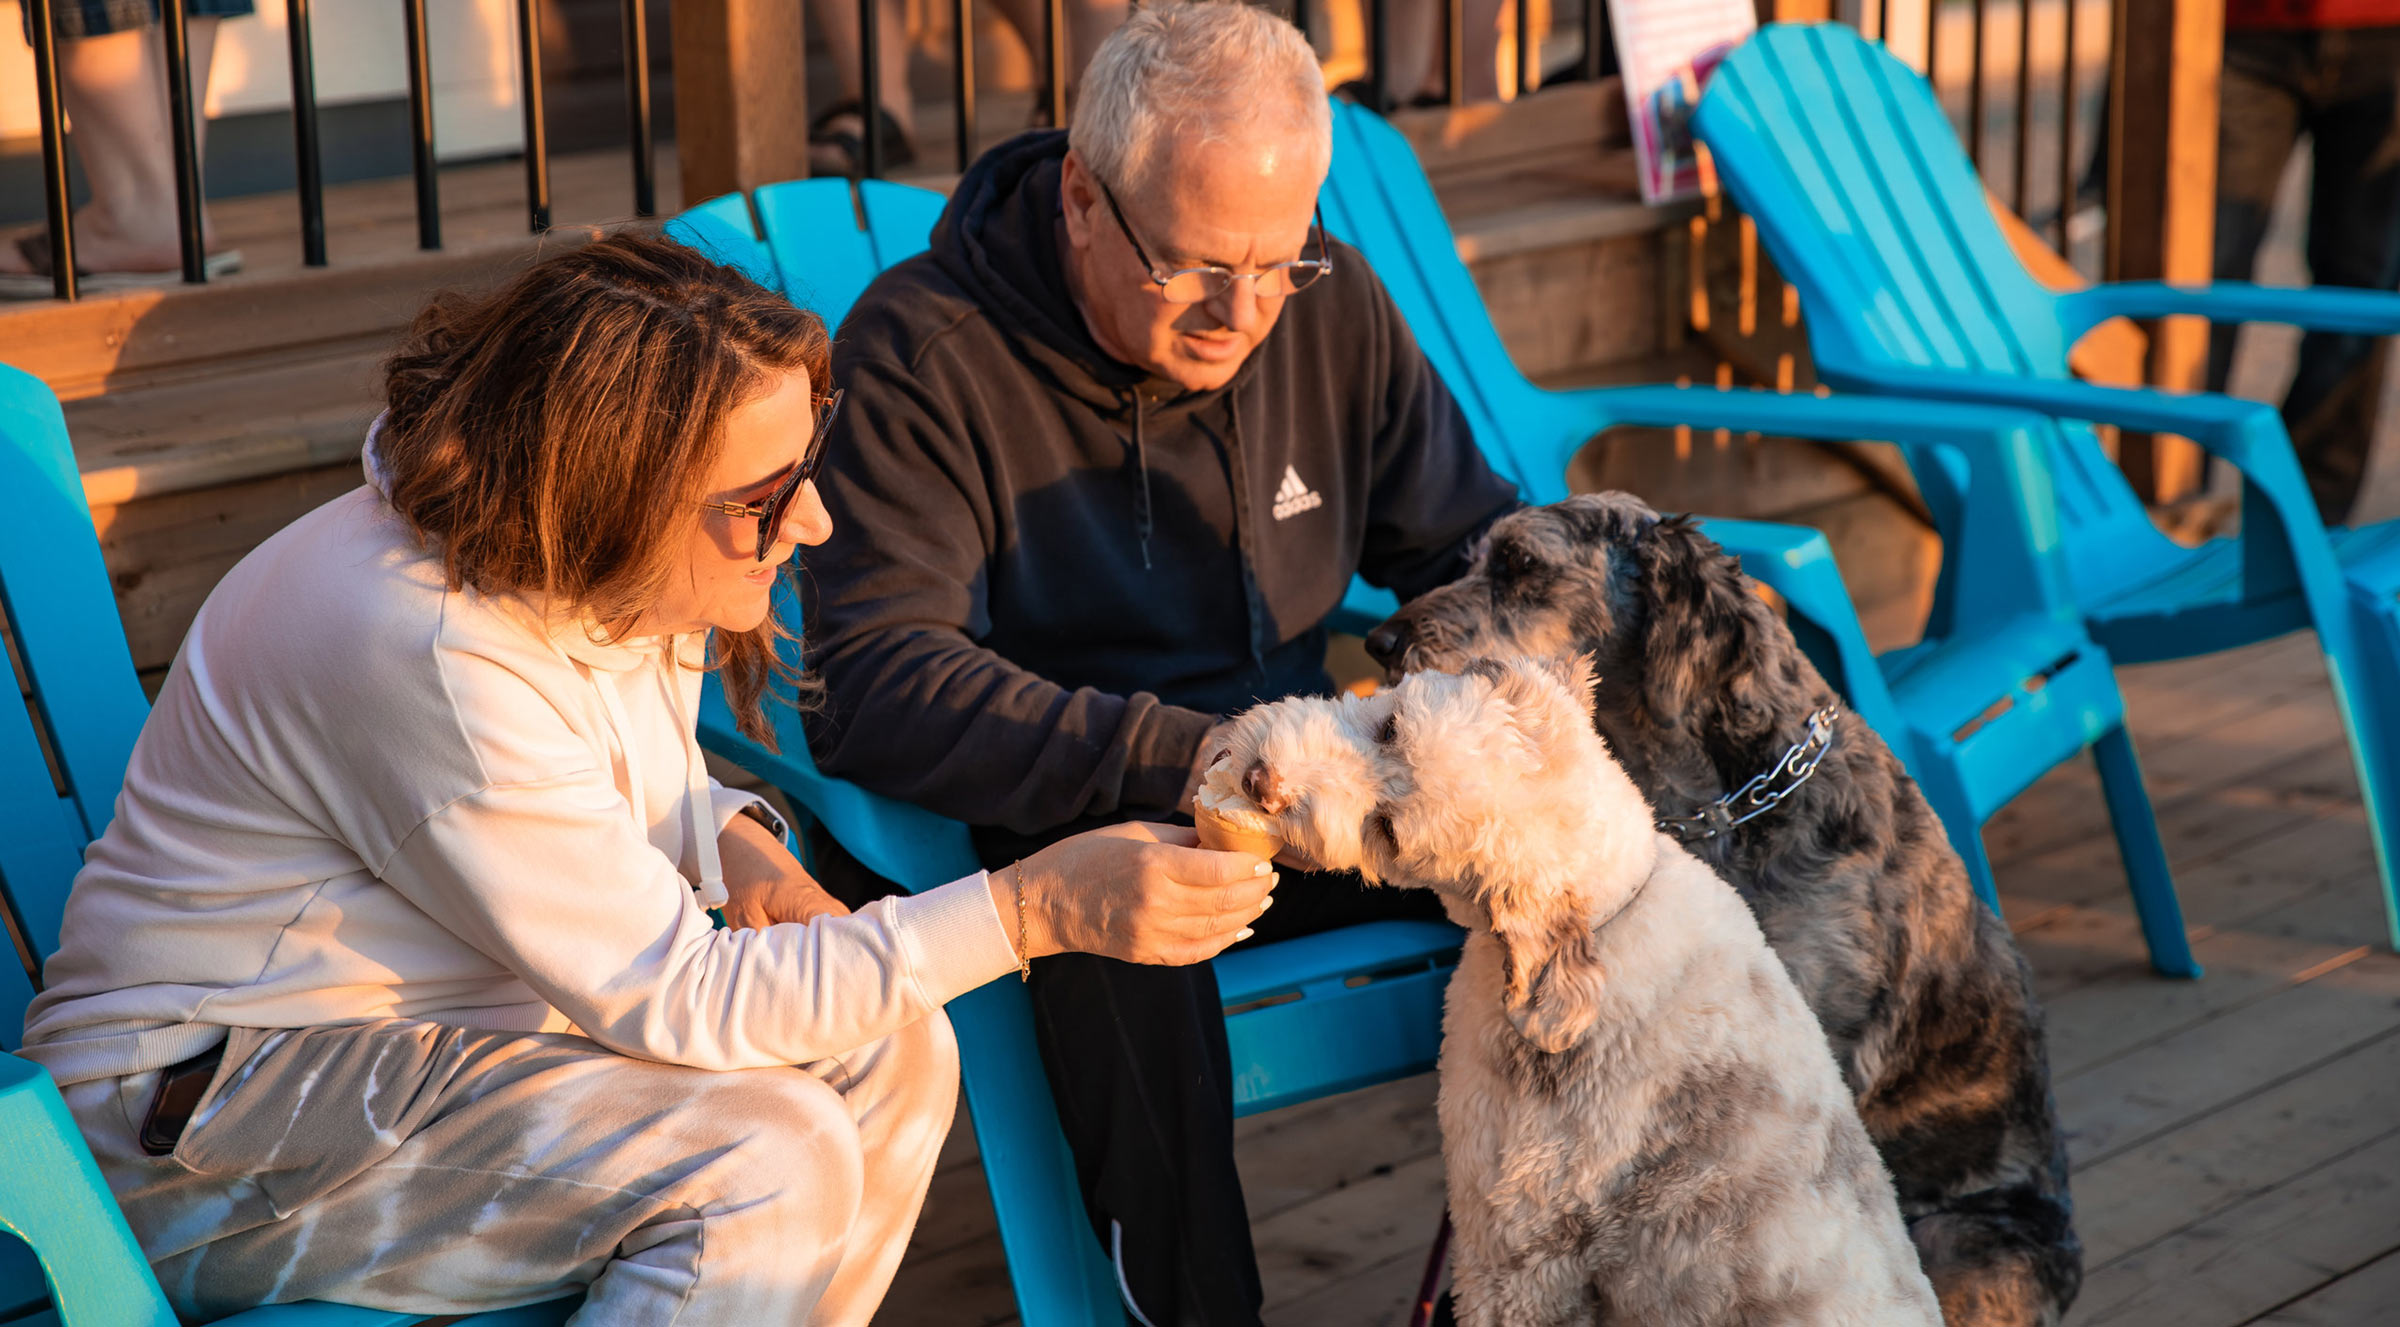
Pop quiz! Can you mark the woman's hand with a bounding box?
[996,822,1277,967]
[718,810,852,929]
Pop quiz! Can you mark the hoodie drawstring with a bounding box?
[591,647,729,911]
[1126,390,1154,570]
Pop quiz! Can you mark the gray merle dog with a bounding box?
[1365,493,2077,1327]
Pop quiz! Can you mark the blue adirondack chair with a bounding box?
[1318,98,2196,972]
[667,183,1466,1325]
[0,364,582,1326]
[1695,21,2400,951]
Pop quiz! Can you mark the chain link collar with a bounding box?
[1652,705,1841,843]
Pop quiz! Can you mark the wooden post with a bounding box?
[2106,0,2222,504]
[672,0,814,204]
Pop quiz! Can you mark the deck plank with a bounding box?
[2248,1247,2400,1325]
[2072,1126,2400,1327]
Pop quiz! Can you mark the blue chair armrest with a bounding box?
[695,681,980,893]
[1824,361,2290,459]
[2057,280,2400,341]
[0,1054,176,1327]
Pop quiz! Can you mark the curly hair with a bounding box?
[377,229,829,746]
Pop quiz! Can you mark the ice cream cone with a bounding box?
[1196,806,1282,860]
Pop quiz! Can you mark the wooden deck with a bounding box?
[868,631,2400,1327]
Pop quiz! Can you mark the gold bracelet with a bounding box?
[1010,860,1033,982]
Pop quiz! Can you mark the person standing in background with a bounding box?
[2,0,249,294]
[2207,0,2400,524]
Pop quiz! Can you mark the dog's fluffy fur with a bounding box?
[1370,494,2078,1326]
[1220,658,1942,1326]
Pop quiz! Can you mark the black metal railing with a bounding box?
[21,0,1607,301]
[20,0,663,301]
[1859,0,2101,261]
[852,0,1620,181]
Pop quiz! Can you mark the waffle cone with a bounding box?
[1195,807,1282,859]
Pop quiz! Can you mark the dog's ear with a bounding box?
[1493,912,1606,1054]
[1633,517,1785,741]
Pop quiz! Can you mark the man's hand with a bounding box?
[718,809,852,930]
[1180,720,1239,814]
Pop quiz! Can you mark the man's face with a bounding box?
[1060,127,1327,394]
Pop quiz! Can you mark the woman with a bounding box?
[17,233,1277,1323]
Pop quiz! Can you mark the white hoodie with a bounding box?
[20,448,1017,1087]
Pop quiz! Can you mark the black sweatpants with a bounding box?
[812,821,1448,1327]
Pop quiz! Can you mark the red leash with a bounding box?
[1406,1207,1452,1327]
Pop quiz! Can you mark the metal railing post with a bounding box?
[2012,0,2035,214]
[1045,0,1067,128]
[286,0,326,265]
[953,0,977,171]
[24,0,76,300]
[1446,0,1464,106]
[516,0,551,232]
[2057,0,2078,250]
[1370,0,1391,110]
[1514,0,1531,98]
[860,0,883,178]
[1581,0,1610,81]
[623,0,656,216]
[161,0,209,282]
[1967,0,1987,168]
[404,0,441,249]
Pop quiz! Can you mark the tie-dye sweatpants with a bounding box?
[56,1012,960,1324]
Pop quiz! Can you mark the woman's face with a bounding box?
[650,365,834,637]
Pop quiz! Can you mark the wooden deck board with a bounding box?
[867,636,2400,1326]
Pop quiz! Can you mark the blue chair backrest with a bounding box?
[1318,113,2078,646]
[1693,22,2154,547]
[0,366,150,1053]
[1322,102,1565,497]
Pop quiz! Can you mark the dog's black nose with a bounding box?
[1363,621,1410,667]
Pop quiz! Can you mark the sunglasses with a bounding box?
[699,388,843,562]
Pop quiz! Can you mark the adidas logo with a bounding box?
[1271,465,1322,521]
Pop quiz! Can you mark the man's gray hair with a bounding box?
[1071,1,1331,194]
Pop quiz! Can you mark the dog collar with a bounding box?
[1652,705,1841,843]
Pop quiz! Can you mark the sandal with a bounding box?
[808,99,919,178]
[0,229,243,299]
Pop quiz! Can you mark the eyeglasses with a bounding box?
[1098,179,1333,305]
[699,388,843,562]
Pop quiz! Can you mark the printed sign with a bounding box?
[1605,0,1758,203]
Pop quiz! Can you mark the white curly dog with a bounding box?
[1211,656,1941,1326]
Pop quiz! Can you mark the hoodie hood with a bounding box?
[362,414,724,904]
[362,410,696,675]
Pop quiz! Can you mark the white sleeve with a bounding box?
[708,779,788,842]
[375,773,1018,1069]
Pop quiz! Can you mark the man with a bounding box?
[2206,1,2400,523]
[802,3,1518,1322]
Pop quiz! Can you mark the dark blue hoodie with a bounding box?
[802,131,1518,855]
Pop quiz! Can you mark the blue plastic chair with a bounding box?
[1318,99,2196,973]
[0,365,581,1325]
[667,183,1465,1325]
[1695,21,2400,951]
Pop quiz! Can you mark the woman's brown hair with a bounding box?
[378,229,829,745]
